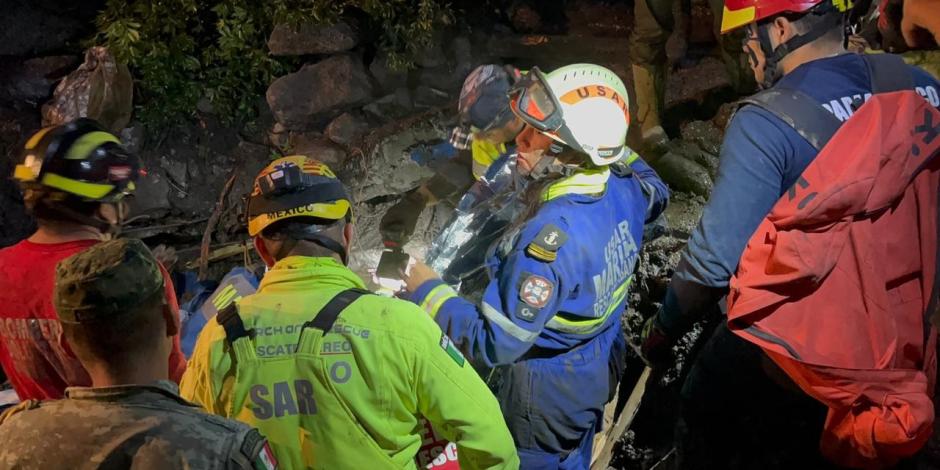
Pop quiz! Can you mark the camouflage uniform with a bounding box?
[630,0,755,138]
[0,239,278,470]
[0,381,273,469]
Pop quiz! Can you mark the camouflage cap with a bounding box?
[54,238,165,324]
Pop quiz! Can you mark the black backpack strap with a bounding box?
[302,288,371,333]
[861,53,914,94]
[741,88,842,151]
[218,303,250,342]
[739,54,916,152]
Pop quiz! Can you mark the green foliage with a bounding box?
[93,0,452,130]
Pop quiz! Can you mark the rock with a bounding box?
[41,47,133,133]
[0,56,79,105]
[289,132,348,168]
[680,120,722,156]
[267,21,359,56]
[666,57,730,108]
[452,35,473,73]
[711,102,737,131]
[119,124,144,154]
[225,141,274,230]
[415,37,447,68]
[362,89,414,122]
[345,113,448,202]
[131,167,172,217]
[368,52,408,94]
[662,192,706,239]
[325,112,370,147]
[416,64,464,94]
[266,55,374,130]
[694,152,719,180]
[268,122,290,150]
[650,151,713,197]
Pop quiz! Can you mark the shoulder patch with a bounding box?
[242,428,278,470]
[519,274,554,309]
[515,303,539,323]
[526,224,568,262]
[439,333,466,367]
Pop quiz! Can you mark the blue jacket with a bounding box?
[658,53,940,333]
[411,156,668,366]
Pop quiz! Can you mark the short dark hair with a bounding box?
[23,189,101,223]
[62,288,166,365]
[261,217,347,260]
[786,8,845,44]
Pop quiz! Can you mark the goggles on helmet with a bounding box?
[509,67,565,134]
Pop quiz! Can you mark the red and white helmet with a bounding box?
[721,0,854,33]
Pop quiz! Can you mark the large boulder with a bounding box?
[266,55,374,130]
[267,21,359,56]
[0,55,79,105]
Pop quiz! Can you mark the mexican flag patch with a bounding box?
[254,441,278,470]
[440,333,465,367]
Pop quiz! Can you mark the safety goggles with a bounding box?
[509,67,565,133]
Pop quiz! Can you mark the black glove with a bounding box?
[639,313,674,368]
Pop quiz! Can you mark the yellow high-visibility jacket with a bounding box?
[181,256,519,470]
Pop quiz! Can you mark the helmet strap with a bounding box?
[757,12,845,88]
[527,144,578,181]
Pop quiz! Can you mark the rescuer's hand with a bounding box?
[639,314,673,368]
[403,260,442,293]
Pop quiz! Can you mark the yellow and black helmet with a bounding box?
[246,156,351,237]
[14,119,140,202]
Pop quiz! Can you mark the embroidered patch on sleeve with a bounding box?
[519,274,554,309]
[243,429,278,470]
[254,441,278,470]
[515,303,539,323]
[526,224,568,262]
[440,333,466,367]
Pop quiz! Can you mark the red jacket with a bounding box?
[728,92,940,468]
[0,239,187,400]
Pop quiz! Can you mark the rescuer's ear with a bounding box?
[343,222,355,251]
[253,236,276,268]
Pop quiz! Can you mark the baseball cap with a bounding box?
[54,238,165,324]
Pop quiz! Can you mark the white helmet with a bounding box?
[509,64,630,166]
